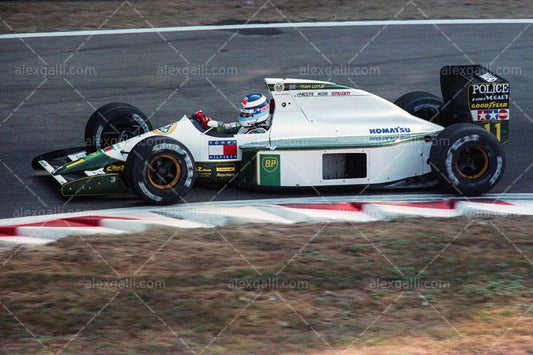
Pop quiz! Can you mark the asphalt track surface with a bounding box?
[1,22,532,219]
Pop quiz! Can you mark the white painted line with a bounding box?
[16,226,124,239]
[164,206,295,227]
[363,204,460,220]
[456,201,533,216]
[1,19,532,39]
[271,205,376,223]
[124,212,210,229]
[0,236,52,246]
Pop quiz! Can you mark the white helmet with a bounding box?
[239,93,270,127]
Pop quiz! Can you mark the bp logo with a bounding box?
[260,154,280,186]
[261,155,279,173]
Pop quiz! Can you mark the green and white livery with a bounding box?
[34,65,508,204]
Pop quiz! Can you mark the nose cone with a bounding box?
[53,150,115,175]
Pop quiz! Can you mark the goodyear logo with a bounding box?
[261,156,279,173]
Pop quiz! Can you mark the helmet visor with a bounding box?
[239,110,254,118]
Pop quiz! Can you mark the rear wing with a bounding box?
[440,65,509,144]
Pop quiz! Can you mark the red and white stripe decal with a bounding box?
[1,198,531,246]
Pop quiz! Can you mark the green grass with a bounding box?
[0,217,532,354]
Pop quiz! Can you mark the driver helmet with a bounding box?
[239,93,270,127]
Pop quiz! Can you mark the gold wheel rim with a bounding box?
[148,154,182,189]
[456,145,489,180]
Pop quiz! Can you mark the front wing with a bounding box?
[33,148,130,196]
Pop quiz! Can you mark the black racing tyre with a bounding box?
[123,137,195,204]
[85,102,153,153]
[394,91,443,125]
[429,123,505,196]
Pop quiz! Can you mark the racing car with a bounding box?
[33,65,508,204]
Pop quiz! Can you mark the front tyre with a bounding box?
[124,137,196,204]
[85,102,153,153]
[429,123,505,196]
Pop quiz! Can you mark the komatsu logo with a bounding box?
[369,127,411,134]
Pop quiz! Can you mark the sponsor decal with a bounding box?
[223,122,238,130]
[470,83,509,95]
[472,109,509,122]
[196,166,212,178]
[296,92,314,97]
[261,156,279,173]
[297,91,344,97]
[216,164,236,172]
[271,83,349,91]
[208,140,238,160]
[153,122,177,135]
[470,101,508,109]
[196,163,236,179]
[216,173,235,178]
[369,127,411,134]
[468,82,510,110]
[85,168,106,176]
[106,165,124,172]
[369,136,402,142]
[274,82,285,92]
[478,72,498,82]
[65,151,101,168]
[297,84,325,90]
[477,110,488,121]
[498,109,509,120]
[259,154,280,186]
[103,143,124,153]
[67,152,87,161]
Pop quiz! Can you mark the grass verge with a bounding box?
[0,216,532,353]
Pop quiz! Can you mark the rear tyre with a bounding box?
[124,137,195,204]
[85,102,152,153]
[429,123,504,196]
[394,91,443,125]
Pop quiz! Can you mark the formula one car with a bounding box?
[33,65,508,204]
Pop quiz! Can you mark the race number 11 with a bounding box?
[484,122,501,141]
